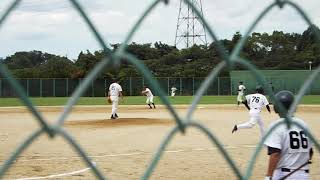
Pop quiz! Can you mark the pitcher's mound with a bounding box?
[65,118,172,128]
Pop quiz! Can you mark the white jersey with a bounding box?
[264,117,312,170]
[144,88,153,97]
[238,85,246,95]
[245,93,269,113]
[109,82,122,96]
[171,87,177,93]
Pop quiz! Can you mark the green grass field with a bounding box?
[0,95,319,106]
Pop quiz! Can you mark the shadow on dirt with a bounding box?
[64,118,172,128]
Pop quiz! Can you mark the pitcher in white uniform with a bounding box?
[237,81,246,105]
[108,78,122,119]
[232,86,271,136]
[142,86,156,109]
[264,90,313,180]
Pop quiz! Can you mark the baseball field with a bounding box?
[0,96,319,179]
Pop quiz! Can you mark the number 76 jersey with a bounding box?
[245,93,269,112]
[264,117,313,170]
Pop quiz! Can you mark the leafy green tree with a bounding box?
[75,50,101,77]
[2,25,320,79]
[37,57,77,78]
[4,51,56,69]
[154,41,176,56]
[12,68,40,78]
[297,24,320,51]
[126,42,159,60]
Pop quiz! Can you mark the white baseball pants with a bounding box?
[237,111,265,137]
[237,94,244,102]
[110,96,119,116]
[146,96,154,104]
[272,169,309,180]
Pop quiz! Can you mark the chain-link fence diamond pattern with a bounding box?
[0,0,319,179]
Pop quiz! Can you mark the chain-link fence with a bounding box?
[0,0,319,180]
[231,70,320,95]
[1,76,319,97]
[0,77,232,97]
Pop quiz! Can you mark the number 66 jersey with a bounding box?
[264,117,313,170]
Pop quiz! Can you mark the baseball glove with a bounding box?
[107,96,112,104]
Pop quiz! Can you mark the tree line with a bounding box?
[1,25,319,79]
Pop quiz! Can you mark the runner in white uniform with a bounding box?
[171,86,178,97]
[232,86,271,136]
[237,81,246,105]
[264,90,313,180]
[108,79,122,119]
[142,86,156,109]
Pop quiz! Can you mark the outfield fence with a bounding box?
[231,70,320,95]
[1,76,319,97]
[0,77,231,97]
[0,0,319,180]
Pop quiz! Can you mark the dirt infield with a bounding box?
[0,105,319,179]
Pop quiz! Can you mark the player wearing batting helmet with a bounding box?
[264,90,313,180]
[232,85,271,137]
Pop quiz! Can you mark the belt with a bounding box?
[281,168,309,173]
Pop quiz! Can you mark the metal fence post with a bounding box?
[26,79,29,97]
[180,77,182,95]
[230,78,232,96]
[40,79,42,97]
[104,78,107,97]
[66,78,69,97]
[129,77,132,96]
[53,78,56,97]
[0,79,2,97]
[167,77,170,96]
[218,77,220,96]
[206,78,208,96]
[92,80,94,97]
[192,77,195,95]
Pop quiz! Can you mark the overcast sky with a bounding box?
[0,0,319,60]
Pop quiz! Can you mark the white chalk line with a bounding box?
[16,144,258,162]
[16,162,96,180]
[13,145,258,180]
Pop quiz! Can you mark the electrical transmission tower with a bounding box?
[174,0,207,48]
